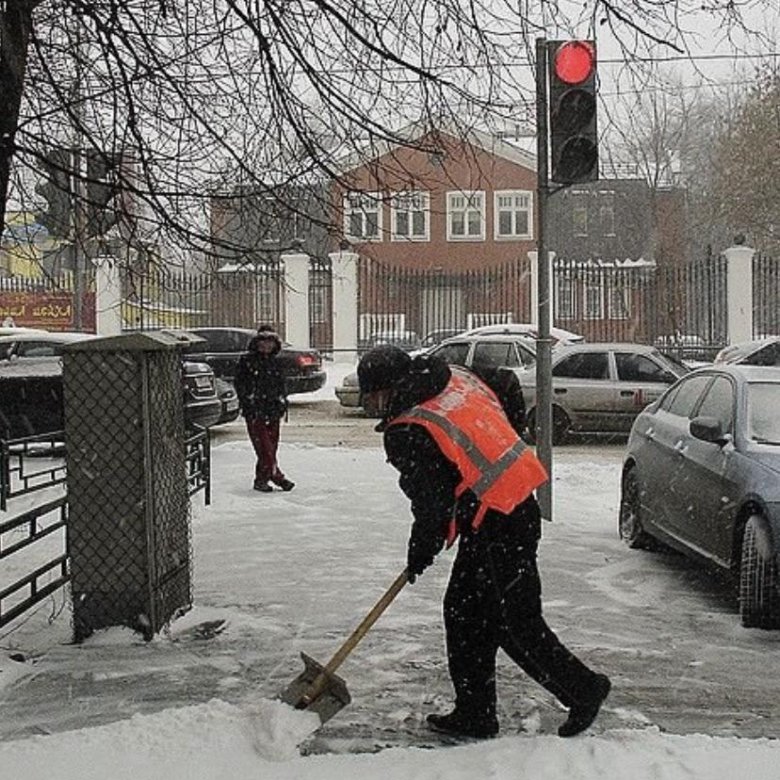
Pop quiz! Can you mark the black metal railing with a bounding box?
[0,432,66,511]
[186,426,211,504]
[0,497,69,628]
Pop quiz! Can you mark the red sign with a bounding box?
[0,291,96,331]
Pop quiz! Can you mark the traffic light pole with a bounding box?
[535,37,554,521]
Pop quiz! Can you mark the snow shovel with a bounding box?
[280,568,409,724]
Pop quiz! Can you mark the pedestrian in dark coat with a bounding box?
[357,344,610,740]
[234,326,294,492]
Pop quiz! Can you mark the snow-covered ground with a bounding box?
[2,360,780,778]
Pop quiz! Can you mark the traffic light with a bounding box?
[86,150,120,237]
[547,40,598,185]
[35,147,74,238]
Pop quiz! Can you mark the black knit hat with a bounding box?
[357,345,413,393]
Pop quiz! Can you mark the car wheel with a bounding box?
[618,467,654,549]
[739,516,780,629]
[525,406,571,446]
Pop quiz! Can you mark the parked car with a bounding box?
[360,329,422,353]
[335,332,537,409]
[618,364,780,628]
[714,336,780,367]
[464,322,584,344]
[0,331,223,437]
[214,376,240,425]
[514,342,689,444]
[184,327,326,395]
[420,328,466,348]
[653,333,712,363]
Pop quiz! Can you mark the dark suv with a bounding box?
[0,332,222,438]
[185,327,327,394]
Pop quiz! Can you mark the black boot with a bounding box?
[558,674,611,737]
[426,710,498,739]
[278,478,295,492]
[253,480,273,493]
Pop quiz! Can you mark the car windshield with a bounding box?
[747,382,780,444]
[658,352,690,376]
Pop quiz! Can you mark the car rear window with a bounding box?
[743,342,780,367]
[615,353,670,382]
[553,352,609,379]
[432,342,470,367]
[472,341,519,369]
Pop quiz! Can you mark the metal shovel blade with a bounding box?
[280,651,352,725]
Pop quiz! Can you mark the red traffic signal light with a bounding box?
[552,41,596,85]
[547,40,598,185]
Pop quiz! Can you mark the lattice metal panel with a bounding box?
[63,338,191,641]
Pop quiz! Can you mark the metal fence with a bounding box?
[357,256,533,349]
[3,250,777,354]
[754,253,780,338]
[553,255,729,359]
[122,264,286,333]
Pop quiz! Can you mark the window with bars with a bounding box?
[606,283,630,319]
[556,276,575,319]
[391,191,429,241]
[447,191,485,241]
[572,203,588,237]
[600,200,616,237]
[494,191,533,239]
[344,192,382,241]
[584,280,603,319]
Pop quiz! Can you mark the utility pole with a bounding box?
[535,37,554,520]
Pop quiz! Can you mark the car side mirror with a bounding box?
[690,415,729,445]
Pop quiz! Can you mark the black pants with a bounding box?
[443,499,600,720]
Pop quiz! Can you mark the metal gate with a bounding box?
[357,256,533,348]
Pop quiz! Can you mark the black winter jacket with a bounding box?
[234,334,288,422]
[380,353,537,575]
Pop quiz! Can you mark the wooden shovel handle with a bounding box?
[300,568,409,706]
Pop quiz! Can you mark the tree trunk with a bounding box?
[0,0,36,228]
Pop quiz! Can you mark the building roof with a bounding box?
[335,119,537,176]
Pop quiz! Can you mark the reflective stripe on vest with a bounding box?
[389,367,548,544]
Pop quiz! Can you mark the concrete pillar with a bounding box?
[329,250,359,363]
[91,254,122,336]
[281,252,310,348]
[723,242,755,345]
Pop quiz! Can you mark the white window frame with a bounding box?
[343,191,382,242]
[493,190,533,240]
[391,191,430,242]
[447,190,485,241]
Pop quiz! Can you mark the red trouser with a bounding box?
[246,417,285,484]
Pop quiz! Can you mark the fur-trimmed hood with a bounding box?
[247,330,282,357]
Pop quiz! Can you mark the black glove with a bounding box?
[406,536,442,584]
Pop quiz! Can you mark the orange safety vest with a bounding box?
[388,366,548,546]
